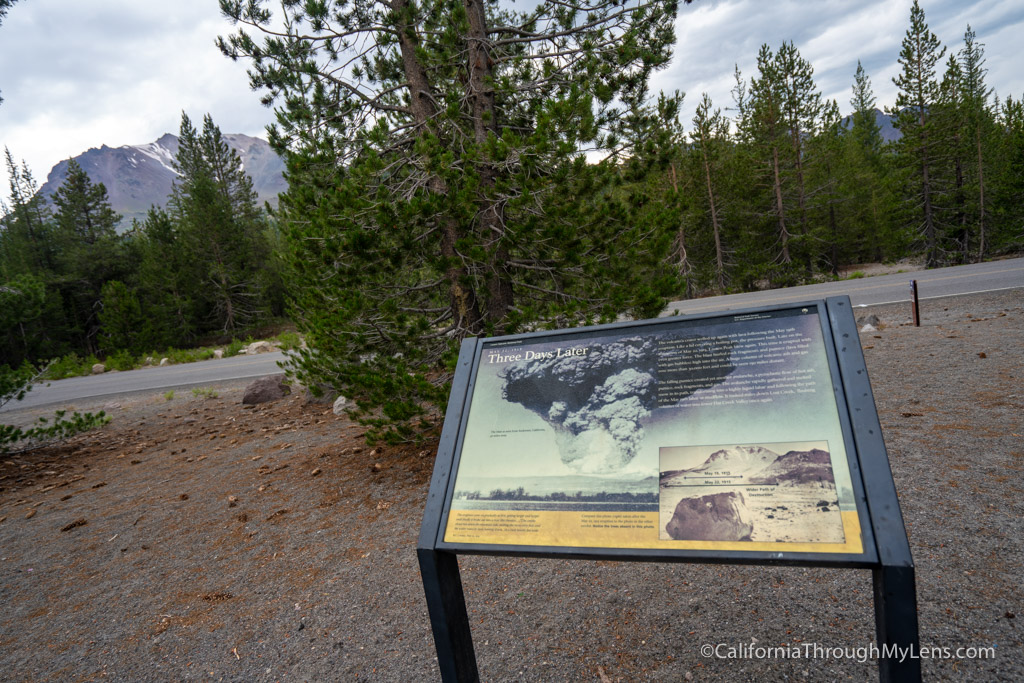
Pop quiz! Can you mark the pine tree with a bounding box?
[131,207,195,347]
[689,93,730,292]
[850,61,883,157]
[168,113,271,335]
[736,42,823,280]
[958,26,995,260]
[218,0,688,441]
[891,0,946,267]
[736,46,792,272]
[98,280,146,354]
[990,95,1024,254]
[775,41,822,263]
[50,158,126,354]
[844,63,899,262]
[1,149,55,277]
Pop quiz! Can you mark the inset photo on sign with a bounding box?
[658,441,846,544]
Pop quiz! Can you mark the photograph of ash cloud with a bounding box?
[452,332,732,511]
[658,441,847,543]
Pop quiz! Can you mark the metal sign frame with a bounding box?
[417,297,919,682]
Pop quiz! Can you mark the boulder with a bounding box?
[860,323,877,333]
[303,383,338,405]
[665,491,753,542]
[242,376,291,405]
[246,341,275,355]
[857,314,881,327]
[332,395,349,416]
[91,363,106,375]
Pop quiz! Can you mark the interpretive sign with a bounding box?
[418,297,919,682]
[440,304,870,560]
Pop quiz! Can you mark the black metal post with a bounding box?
[873,564,922,682]
[418,338,481,681]
[419,548,479,683]
[910,280,920,327]
[827,297,921,682]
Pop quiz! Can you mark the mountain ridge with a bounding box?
[37,133,287,228]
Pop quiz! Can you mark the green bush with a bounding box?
[105,349,137,372]
[43,353,99,380]
[276,331,302,351]
[225,338,246,356]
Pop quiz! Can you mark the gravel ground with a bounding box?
[0,289,1021,682]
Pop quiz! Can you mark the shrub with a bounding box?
[276,331,302,351]
[43,353,98,380]
[105,349,137,372]
[225,338,246,356]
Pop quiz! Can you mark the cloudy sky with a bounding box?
[1,0,1022,196]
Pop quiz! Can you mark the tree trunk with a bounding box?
[954,135,967,264]
[976,129,986,260]
[465,0,513,329]
[772,146,790,263]
[700,149,726,292]
[395,0,484,334]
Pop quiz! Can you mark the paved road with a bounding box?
[663,257,1023,316]
[4,257,1021,413]
[1,351,287,414]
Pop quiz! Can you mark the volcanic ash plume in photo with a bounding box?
[499,334,734,474]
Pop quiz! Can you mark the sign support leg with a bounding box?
[418,548,479,683]
[872,564,921,682]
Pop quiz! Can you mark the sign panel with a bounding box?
[442,305,867,556]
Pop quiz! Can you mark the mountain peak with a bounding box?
[37,132,286,229]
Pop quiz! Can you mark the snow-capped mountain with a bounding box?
[37,133,287,228]
[661,445,835,487]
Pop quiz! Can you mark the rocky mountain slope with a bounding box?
[37,133,287,227]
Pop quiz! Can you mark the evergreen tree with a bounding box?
[689,92,731,292]
[775,40,822,264]
[168,113,272,335]
[50,158,126,354]
[890,0,946,267]
[132,206,195,347]
[736,47,793,275]
[2,149,55,277]
[98,280,147,354]
[844,62,898,262]
[990,95,1024,254]
[850,61,883,157]
[219,0,688,440]
[958,26,995,260]
[0,273,45,366]
[735,42,823,280]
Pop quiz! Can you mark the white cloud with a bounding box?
[2,0,1022,197]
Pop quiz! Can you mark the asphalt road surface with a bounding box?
[663,256,1022,316]
[1,351,287,414]
[4,257,1021,413]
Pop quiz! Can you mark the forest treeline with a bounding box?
[2,0,1021,442]
[1,114,286,370]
